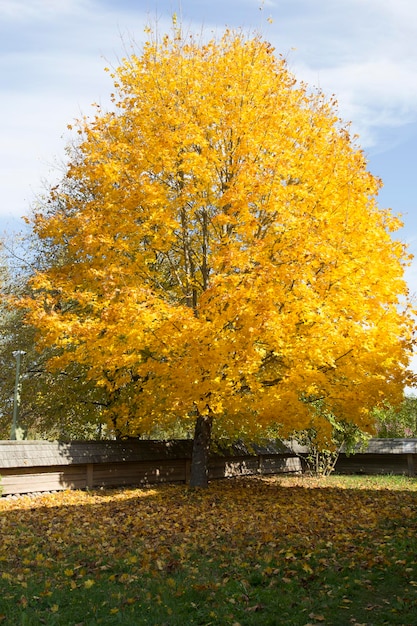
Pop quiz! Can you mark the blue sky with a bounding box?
[1,0,417,300]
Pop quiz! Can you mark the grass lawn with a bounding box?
[1,474,417,625]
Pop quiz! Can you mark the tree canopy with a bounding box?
[0,235,107,441]
[20,28,414,484]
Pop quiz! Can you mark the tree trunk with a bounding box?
[189,412,213,488]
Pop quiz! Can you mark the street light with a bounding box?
[10,350,26,440]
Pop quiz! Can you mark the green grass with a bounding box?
[1,474,417,625]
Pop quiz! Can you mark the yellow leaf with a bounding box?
[84,579,95,589]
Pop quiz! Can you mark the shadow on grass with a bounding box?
[1,476,417,625]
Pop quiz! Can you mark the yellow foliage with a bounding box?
[22,28,414,441]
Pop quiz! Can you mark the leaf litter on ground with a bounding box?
[1,474,417,625]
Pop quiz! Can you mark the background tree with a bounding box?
[0,315,108,441]
[372,396,417,438]
[20,27,414,485]
[0,232,107,441]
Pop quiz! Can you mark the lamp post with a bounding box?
[10,350,26,440]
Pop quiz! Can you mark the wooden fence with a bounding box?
[1,438,416,496]
[336,438,417,477]
[0,439,303,496]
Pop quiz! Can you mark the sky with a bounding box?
[1,1,417,297]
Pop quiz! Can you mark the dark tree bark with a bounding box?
[189,412,213,488]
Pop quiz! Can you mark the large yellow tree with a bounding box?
[23,28,414,485]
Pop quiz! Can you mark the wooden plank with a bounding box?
[261,455,302,474]
[208,456,260,479]
[0,440,194,469]
[0,439,305,469]
[92,460,186,487]
[349,439,417,455]
[1,466,87,495]
[335,453,414,475]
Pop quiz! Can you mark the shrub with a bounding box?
[290,403,369,476]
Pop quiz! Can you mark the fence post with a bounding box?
[185,458,191,484]
[258,455,264,475]
[407,454,415,477]
[86,463,94,488]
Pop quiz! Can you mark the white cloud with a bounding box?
[0,0,92,20]
[269,0,417,148]
[290,58,417,147]
[1,0,417,218]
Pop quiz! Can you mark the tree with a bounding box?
[20,27,414,486]
[0,232,108,440]
[373,396,417,438]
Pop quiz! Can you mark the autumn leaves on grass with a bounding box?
[1,476,417,624]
